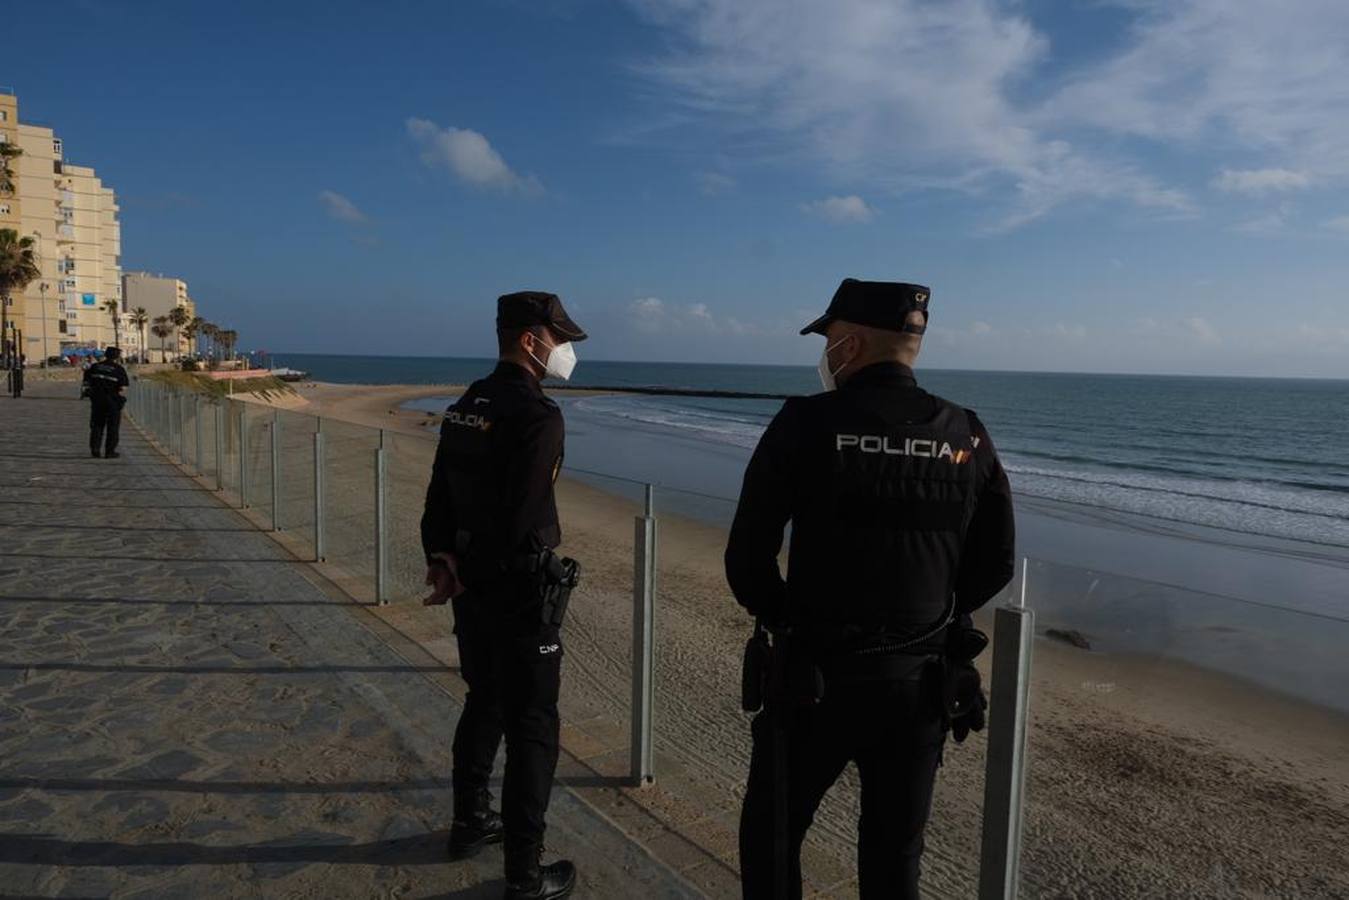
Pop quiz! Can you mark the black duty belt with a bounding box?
[820,651,935,684]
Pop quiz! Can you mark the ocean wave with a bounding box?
[572,394,1349,547]
[574,396,767,449]
[1003,462,1349,524]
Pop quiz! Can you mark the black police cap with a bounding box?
[497,291,588,341]
[799,278,931,336]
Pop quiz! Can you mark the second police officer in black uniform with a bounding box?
[421,292,586,900]
[84,346,130,459]
[726,279,1016,899]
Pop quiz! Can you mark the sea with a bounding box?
[271,353,1349,551]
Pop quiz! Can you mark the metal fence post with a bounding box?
[630,484,657,786]
[194,396,203,475]
[978,559,1035,900]
[375,444,388,605]
[314,425,326,562]
[238,406,248,508]
[271,410,281,531]
[215,403,224,490]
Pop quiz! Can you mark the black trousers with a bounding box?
[739,666,947,900]
[90,395,123,454]
[451,592,563,851]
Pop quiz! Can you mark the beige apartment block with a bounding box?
[1,91,24,357]
[123,271,197,361]
[2,90,122,363]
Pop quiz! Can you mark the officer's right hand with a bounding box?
[422,553,464,606]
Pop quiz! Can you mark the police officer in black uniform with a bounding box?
[421,292,587,900]
[84,347,129,459]
[726,279,1016,899]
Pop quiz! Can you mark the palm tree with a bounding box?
[130,307,149,363]
[185,315,204,358]
[221,329,238,363]
[151,316,171,363]
[102,299,122,349]
[0,229,41,367]
[201,322,219,366]
[0,139,20,196]
[168,305,190,361]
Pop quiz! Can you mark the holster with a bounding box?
[538,551,580,627]
[741,623,824,715]
[741,624,770,712]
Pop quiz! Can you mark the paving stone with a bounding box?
[0,796,54,822]
[180,818,246,840]
[117,750,204,781]
[379,813,427,842]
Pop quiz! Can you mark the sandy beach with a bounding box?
[233,380,1349,897]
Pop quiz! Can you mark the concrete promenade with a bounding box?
[0,382,696,899]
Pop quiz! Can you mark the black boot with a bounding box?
[504,844,576,900]
[448,788,504,859]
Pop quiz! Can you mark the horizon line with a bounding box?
[250,351,1349,383]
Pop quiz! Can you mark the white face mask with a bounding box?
[817,338,849,391]
[531,340,577,381]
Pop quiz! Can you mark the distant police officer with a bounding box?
[84,347,129,459]
[726,279,1016,899]
[421,292,587,900]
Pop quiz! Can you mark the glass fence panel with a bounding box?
[319,418,381,598]
[551,469,640,781]
[1019,558,1349,898]
[199,397,221,488]
[219,398,243,501]
[274,409,319,549]
[382,429,438,602]
[645,485,756,884]
[181,392,200,472]
[240,404,275,525]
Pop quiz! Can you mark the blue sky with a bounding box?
[9,0,1349,376]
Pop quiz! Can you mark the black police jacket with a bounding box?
[725,362,1015,648]
[83,361,129,400]
[421,362,565,580]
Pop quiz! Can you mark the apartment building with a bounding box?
[1,89,122,362]
[122,271,197,361]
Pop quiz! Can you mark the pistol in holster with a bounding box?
[537,551,581,627]
[741,621,824,713]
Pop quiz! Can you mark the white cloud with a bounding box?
[802,194,875,223]
[1184,316,1220,345]
[972,320,993,336]
[406,118,542,194]
[1325,215,1349,233]
[1213,168,1310,194]
[628,0,1194,228]
[1049,322,1087,341]
[696,171,736,195]
[1045,2,1349,181]
[318,190,367,224]
[630,0,1349,227]
[628,296,765,336]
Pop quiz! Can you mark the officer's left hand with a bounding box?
[422,552,464,605]
[951,684,987,743]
